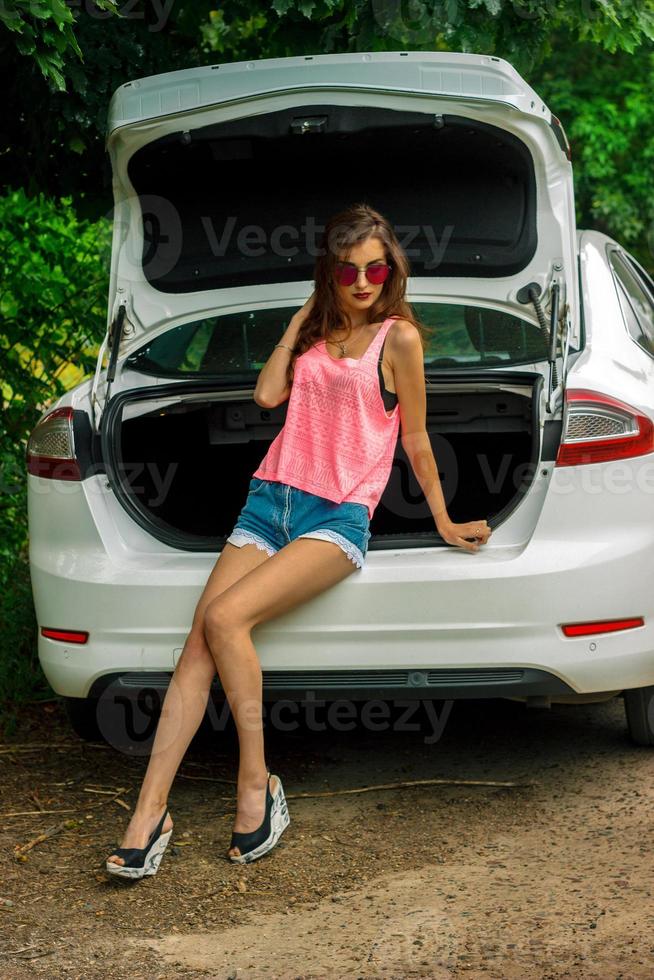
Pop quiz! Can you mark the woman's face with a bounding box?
[334,237,388,323]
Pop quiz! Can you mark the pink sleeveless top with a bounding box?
[252,316,401,520]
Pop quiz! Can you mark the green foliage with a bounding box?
[0,188,111,411]
[0,189,111,704]
[199,0,654,73]
[536,35,654,269]
[0,555,52,720]
[575,0,654,52]
[0,1,213,214]
[0,0,119,91]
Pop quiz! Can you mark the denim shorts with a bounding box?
[225,478,371,569]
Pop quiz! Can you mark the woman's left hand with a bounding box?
[437,519,492,552]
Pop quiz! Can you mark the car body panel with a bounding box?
[571,231,654,416]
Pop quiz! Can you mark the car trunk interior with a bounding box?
[105,375,544,552]
[126,103,538,292]
[105,101,552,550]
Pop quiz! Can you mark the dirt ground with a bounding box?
[0,693,653,979]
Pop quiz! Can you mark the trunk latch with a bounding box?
[290,115,328,135]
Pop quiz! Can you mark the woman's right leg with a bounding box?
[106,541,272,866]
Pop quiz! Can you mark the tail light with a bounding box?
[555,388,654,467]
[26,406,81,481]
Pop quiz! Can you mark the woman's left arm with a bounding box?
[391,320,491,552]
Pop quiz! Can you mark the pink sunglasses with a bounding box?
[334,262,392,287]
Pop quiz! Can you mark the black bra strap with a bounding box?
[378,336,398,406]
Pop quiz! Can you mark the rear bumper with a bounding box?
[34,535,654,699]
[29,467,654,700]
[85,665,578,703]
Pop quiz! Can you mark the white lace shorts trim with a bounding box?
[225,529,278,557]
[296,529,365,569]
[225,528,365,568]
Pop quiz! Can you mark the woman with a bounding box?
[105,202,492,878]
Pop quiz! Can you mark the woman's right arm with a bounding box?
[253,294,315,408]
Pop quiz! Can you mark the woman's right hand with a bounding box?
[438,519,492,553]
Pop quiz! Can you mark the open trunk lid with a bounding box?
[92,51,578,424]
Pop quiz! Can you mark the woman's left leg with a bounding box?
[202,535,360,857]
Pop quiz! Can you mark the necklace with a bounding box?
[326,323,367,358]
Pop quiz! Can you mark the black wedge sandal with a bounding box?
[105,806,173,880]
[228,770,290,864]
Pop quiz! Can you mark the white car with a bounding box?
[26,51,654,748]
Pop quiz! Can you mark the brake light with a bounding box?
[26,406,81,481]
[555,388,654,466]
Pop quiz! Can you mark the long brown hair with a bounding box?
[284,202,434,387]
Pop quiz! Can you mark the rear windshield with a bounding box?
[124,303,549,379]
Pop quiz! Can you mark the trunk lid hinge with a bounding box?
[90,302,127,433]
[546,284,572,415]
[546,280,561,414]
[517,277,570,415]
